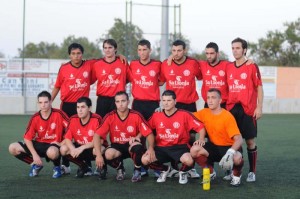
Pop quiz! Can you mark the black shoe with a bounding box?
[98,168,107,180]
[76,167,87,178]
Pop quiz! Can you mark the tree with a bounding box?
[190,50,229,61]
[249,18,300,66]
[105,18,144,61]
[18,42,60,58]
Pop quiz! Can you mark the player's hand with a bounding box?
[71,147,83,158]
[253,106,262,120]
[95,155,105,169]
[118,54,128,65]
[167,55,174,66]
[219,148,235,170]
[32,154,43,166]
[154,107,162,112]
[193,139,205,146]
[145,147,156,163]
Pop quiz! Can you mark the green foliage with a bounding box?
[249,17,300,66]
[190,50,229,61]
[105,18,144,61]
[18,36,102,60]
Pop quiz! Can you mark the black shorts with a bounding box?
[74,143,95,161]
[132,99,159,120]
[18,141,59,161]
[155,144,190,163]
[175,102,197,112]
[230,103,257,140]
[61,102,77,117]
[204,102,226,109]
[204,142,243,163]
[108,143,131,160]
[96,96,116,118]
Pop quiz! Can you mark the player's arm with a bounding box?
[24,138,43,166]
[231,134,243,151]
[144,133,156,162]
[193,128,206,146]
[254,85,264,120]
[51,87,60,102]
[167,54,174,66]
[73,142,94,158]
[117,54,128,65]
[93,133,105,169]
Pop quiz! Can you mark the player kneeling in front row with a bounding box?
[93,91,152,182]
[190,88,244,186]
[142,90,205,184]
[8,91,69,178]
[60,97,105,178]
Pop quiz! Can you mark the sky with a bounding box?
[1,0,299,60]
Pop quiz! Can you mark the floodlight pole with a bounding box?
[22,0,26,97]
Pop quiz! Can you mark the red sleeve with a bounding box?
[187,113,204,133]
[95,117,110,140]
[54,66,64,88]
[197,60,203,80]
[159,61,167,82]
[23,115,37,140]
[194,60,202,80]
[138,117,152,137]
[253,64,263,87]
[91,61,98,85]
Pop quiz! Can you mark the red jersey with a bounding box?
[55,60,97,102]
[95,109,152,144]
[24,108,69,143]
[160,57,201,104]
[146,109,204,147]
[92,57,128,97]
[198,60,229,103]
[128,59,161,101]
[65,113,102,145]
[226,62,262,116]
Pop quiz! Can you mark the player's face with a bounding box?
[103,43,117,58]
[115,94,129,113]
[38,96,51,112]
[171,45,186,62]
[77,102,90,119]
[69,48,83,65]
[205,48,219,64]
[162,95,176,111]
[207,92,222,110]
[137,45,151,61]
[232,42,246,60]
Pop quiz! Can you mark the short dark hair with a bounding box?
[162,90,176,100]
[206,42,219,53]
[37,90,51,101]
[172,40,186,50]
[103,39,117,49]
[115,91,129,101]
[232,37,248,50]
[208,88,221,98]
[77,97,92,107]
[138,39,151,49]
[68,43,84,55]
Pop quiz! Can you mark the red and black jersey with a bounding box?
[92,57,129,97]
[198,60,229,103]
[65,112,102,145]
[24,108,69,143]
[160,57,201,104]
[226,62,263,116]
[55,59,97,102]
[147,109,204,147]
[128,59,161,101]
[95,109,152,144]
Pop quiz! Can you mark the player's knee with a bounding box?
[233,152,243,165]
[8,142,20,155]
[190,145,202,158]
[141,154,150,165]
[47,146,60,160]
[60,145,69,156]
[105,149,117,160]
[246,139,256,149]
[180,153,193,166]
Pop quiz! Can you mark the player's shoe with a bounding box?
[84,167,93,176]
[167,168,179,178]
[230,174,242,187]
[116,169,125,181]
[187,168,200,178]
[29,164,43,177]
[154,170,161,178]
[141,167,148,177]
[131,170,142,182]
[223,170,233,181]
[76,167,88,178]
[61,165,71,175]
[246,172,256,182]
[52,166,62,178]
[156,166,170,183]
[178,171,188,184]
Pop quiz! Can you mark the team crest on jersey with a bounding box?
[173,122,180,129]
[241,73,247,79]
[219,70,225,76]
[88,130,94,137]
[169,70,175,75]
[115,68,121,74]
[183,70,190,76]
[69,73,75,79]
[127,126,134,133]
[50,123,56,130]
[83,71,88,78]
[136,69,141,74]
[149,70,156,77]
